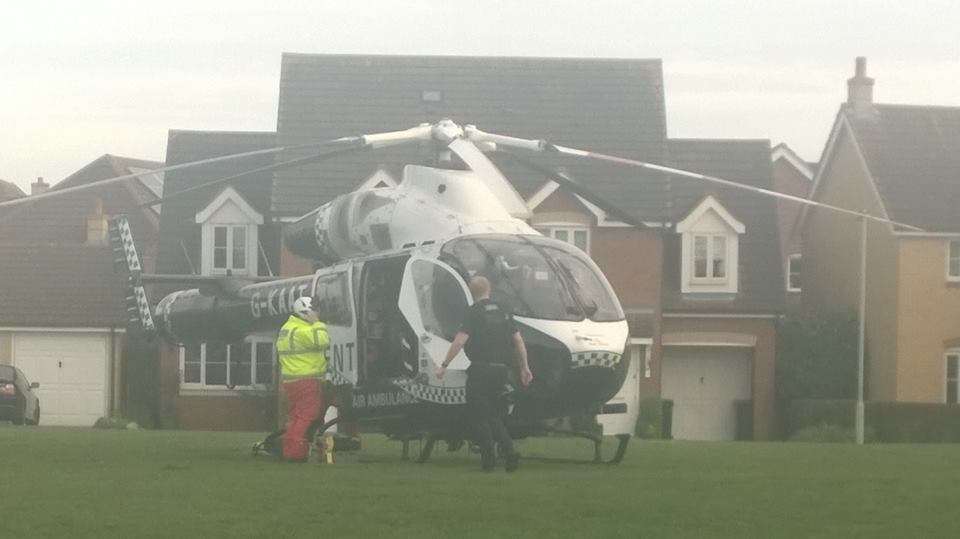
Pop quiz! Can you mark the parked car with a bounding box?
[0,365,40,426]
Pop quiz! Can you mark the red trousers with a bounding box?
[282,378,325,462]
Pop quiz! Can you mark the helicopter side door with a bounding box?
[398,257,472,385]
[313,269,358,385]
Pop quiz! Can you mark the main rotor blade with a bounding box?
[0,137,360,209]
[139,146,365,208]
[0,123,440,210]
[447,138,530,219]
[497,151,646,229]
[467,127,924,232]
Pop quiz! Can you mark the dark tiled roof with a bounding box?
[0,243,129,327]
[0,180,26,202]
[57,154,163,191]
[845,104,960,232]
[272,53,668,218]
[157,130,278,276]
[661,139,784,313]
[0,155,162,327]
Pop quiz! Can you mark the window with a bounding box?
[314,272,353,326]
[410,260,468,340]
[948,241,960,281]
[212,225,248,273]
[181,337,275,390]
[630,344,652,379]
[676,196,744,294]
[196,187,263,276]
[537,226,590,254]
[692,234,727,281]
[947,351,959,404]
[787,254,802,292]
[441,235,623,322]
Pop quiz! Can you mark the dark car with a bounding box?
[0,365,40,426]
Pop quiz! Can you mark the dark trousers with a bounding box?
[466,363,514,463]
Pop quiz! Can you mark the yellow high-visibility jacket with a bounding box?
[276,315,329,381]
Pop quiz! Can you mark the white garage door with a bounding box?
[661,347,751,441]
[13,334,108,427]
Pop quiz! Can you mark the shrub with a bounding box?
[785,399,960,443]
[789,423,877,443]
[94,415,141,430]
[776,311,860,402]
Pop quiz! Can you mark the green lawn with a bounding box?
[2,426,959,538]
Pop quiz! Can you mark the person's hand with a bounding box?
[520,367,533,387]
[435,365,447,380]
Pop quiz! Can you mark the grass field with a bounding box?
[2,426,959,538]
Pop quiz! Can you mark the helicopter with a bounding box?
[2,119,918,464]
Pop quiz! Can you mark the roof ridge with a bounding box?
[873,102,960,112]
[280,52,663,63]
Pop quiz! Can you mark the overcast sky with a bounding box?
[2,1,959,192]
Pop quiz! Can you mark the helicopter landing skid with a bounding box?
[411,430,631,465]
[523,429,632,465]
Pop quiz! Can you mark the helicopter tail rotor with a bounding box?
[107,215,156,333]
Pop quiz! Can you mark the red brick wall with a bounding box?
[279,227,314,277]
[158,341,277,431]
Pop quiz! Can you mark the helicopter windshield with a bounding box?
[440,235,625,322]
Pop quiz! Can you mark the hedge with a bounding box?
[785,399,960,443]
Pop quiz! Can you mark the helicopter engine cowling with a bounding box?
[154,276,315,344]
[283,164,536,265]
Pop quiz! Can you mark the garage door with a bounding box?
[661,347,751,441]
[13,334,108,426]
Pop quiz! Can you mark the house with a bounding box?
[266,53,783,440]
[0,179,26,202]
[150,53,784,439]
[771,143,816,309]
[154,130,280,430]
[0,156,161,426]
[803,58,960,403]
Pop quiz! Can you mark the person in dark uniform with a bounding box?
[436,276,533,472]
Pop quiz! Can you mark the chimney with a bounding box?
[86,197,108,245]
[846,57,875,112]
[31,176,49,196]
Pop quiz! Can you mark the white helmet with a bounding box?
[293,296,315,318]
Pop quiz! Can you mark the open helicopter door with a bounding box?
[397,256,472,390]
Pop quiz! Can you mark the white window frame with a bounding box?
[211,224,251,274]
[787,254,802,293]
[691,233,729,283]
[676,196,744,294]
[629,340,653,379]
[946,350,960,404]
[179,336,276,391]
[947,241,960,282]
[196,187,262,276]
[536,223,591,254]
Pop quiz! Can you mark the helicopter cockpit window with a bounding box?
[440,235,624,322]
[409,260,468,341]
[314,272,352,327]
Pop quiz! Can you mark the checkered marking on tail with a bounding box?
[111,217,142,273]
[572,351,622,369]
[129,285,155,332]
[395,380,466,404]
